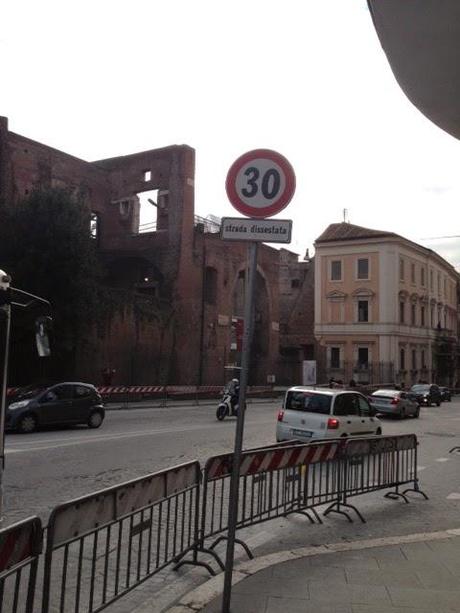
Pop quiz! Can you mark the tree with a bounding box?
[0,188,103,382]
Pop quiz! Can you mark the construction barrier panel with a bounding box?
[323,434,427,522]
[0,435,428,612]
[0,516,42,613]
[196,434,427,567]
[200,439,342,551]
[41,461,201,613]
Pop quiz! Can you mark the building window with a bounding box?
[358,347,369,370]
[331,260,342,281]
[431,306,434,327]
[430,269,433,290]
[204,267,218,304]
[411,263,416,284]
[421,350,426,369]
[437,272,441,294]
[444,278,447,297]
[400,348,405,371]
[143,170,152,182]
[291,279,300,289]
[421,306,425,327]
[330,347,340,369]
[357,258,369,280]
[412,349,416,370]
[411,304,416,326]
[399,301,405,324]
[400,258,405,281]
[358,300,369,322]
[421,267,425,287]
[90,212,100,241]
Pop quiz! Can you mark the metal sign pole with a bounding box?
[221,241,258,613]
[0,303,12,523]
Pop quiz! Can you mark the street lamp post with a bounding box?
[0,270,52,522]
[0,270,12,523]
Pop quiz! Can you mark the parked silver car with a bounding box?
[370,389,420,419]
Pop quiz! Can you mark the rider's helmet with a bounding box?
[232,378,239,384]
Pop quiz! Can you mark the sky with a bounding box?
[2,0,460,269]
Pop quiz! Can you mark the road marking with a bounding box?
[447,493,460,500]
[436,457,449,462]
[418,466,427,471]
[5,418,273,455]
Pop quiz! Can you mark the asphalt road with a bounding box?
[4,396,460,612]
[3,396,460,529]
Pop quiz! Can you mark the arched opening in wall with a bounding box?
[232,269,270,385]
[106,257,164,297]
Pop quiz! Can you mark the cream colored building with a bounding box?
[314,223,460,386]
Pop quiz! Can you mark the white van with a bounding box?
[276,386,382,442]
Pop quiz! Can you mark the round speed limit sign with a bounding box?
[225,149,296,218]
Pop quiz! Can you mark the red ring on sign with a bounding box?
[226,149,296,218]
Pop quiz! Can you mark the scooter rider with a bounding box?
[227,378,240,415]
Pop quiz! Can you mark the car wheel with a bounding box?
[414,406,420,418]
[436,401,441,407]
[399,409,406,420]
[376,428,382,435]
[88,411,104,429]
[18,414,37,434]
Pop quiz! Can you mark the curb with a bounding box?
[165,527,460,612]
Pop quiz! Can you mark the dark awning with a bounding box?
[368,0,460,140]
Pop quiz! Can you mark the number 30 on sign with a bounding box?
[225,149,296,219]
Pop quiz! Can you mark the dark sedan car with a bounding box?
[409,384,442,407]
[439,387,452,402]
[6,382,105,433]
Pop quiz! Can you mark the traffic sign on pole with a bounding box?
[221,217,292,243]
[225,149,296,218]
[221,150,295,613]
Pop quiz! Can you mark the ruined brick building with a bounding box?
[0,117,319,385]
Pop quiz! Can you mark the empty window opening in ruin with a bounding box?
[90,212,100,241]
[137,189,159,233]
[143,170,152,182]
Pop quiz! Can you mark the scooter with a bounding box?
[216,392,238,420]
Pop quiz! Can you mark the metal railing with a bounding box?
[0,434,428,612]
[0,517,42,613]
[191,434,427,569]
[41,461,202,613]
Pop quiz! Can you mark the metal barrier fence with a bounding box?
[0,435,428,612]
[195,434,427,567]
[324,434,428,523]
[0,516,42,613]
[41,461,202,613]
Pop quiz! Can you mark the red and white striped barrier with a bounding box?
[96,386,165,395]
[205,440,340,481]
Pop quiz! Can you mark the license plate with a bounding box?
[292,429,313,438]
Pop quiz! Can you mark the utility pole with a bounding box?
[0,270,51,522]
[0,270,12,522]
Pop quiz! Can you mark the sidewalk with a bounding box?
[168,528,460,613]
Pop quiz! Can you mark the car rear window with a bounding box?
[285,392,331,414]
[372,390,398,399]
[411,385,429,392]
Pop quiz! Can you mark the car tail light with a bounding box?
[391,397,400,405]
[277,410,284,422]
[327,417,340,429]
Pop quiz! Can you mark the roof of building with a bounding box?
[315,223,400,244]
[315,222,460,277]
